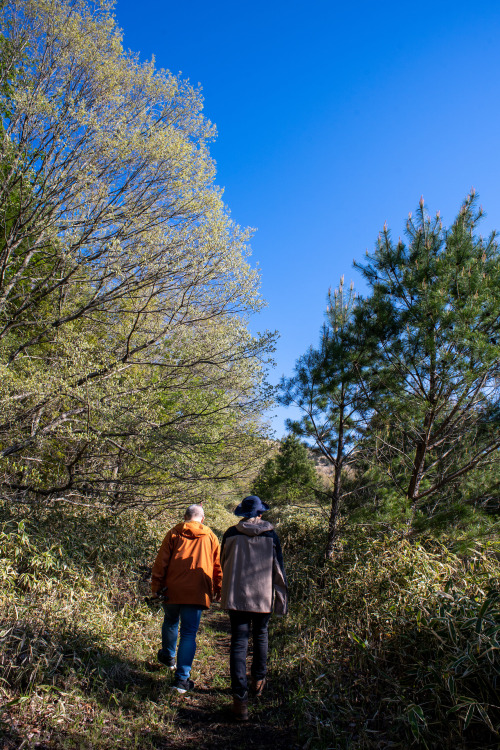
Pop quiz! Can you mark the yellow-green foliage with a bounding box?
[0,0,275,511]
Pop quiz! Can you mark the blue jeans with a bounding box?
[161,603,203,681]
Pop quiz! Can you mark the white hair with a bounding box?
[184,504,204,522]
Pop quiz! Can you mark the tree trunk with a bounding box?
[325,475,340,559]
[407,438,428,503]
[408,345,437,508]
[325,395,344,559]
[408,401,436,509]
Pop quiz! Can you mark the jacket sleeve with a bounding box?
[211,534,223,595]
[151,530,173,595]
[272,531,287,584]
[220,530,228,566]
[272,531,288,616]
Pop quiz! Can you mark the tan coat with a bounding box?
[220,517,288,615]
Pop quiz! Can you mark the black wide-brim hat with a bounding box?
[234,495,270,517]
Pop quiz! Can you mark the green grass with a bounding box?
[271,509,500,749]
[3,499,500,749]
[0,501,179,748]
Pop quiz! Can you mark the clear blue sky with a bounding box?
[114,0,500,436]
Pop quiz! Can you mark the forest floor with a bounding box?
[0,607,300,750]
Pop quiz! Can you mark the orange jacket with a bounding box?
[151,522,222,609]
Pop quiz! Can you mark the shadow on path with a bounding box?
[167,609,299,750]
[0,609,299,750]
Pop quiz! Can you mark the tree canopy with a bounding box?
[355,194,500,513]
[0,0,275,509]
[280,277,371,555]
[280,194,500,546]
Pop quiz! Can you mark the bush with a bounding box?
[0,501,161,697]
[272,513,500,749]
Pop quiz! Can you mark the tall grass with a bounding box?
[0,501,178,748]
[271,511,500,749]
[3,497,499,749]
[1,498,290,749]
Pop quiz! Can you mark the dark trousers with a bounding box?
[229,610,272,699]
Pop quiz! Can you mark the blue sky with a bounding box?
[114,0,500,436]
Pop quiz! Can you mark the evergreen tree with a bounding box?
[252,434,319,507]
[280,278,372,556]
[355,193,500,521]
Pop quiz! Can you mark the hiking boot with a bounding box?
[250,676,266,697]
[171,677,195,694]
[157,650,176,670]
[231,694,249,721]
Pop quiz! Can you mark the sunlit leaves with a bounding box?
[0,0,276,508]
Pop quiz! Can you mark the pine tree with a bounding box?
[252,434,319,507]
[280,278,371,556]
[355,193,500,520]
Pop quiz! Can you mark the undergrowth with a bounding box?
[271,511,500,749]
[2,497,500,749]
[0,501,180,748]
[0,498,291,749]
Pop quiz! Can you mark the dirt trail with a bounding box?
[160,608,299,750]
[0,609,299,750]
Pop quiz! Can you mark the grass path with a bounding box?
[0,607,299,750]
[164,608,298,749]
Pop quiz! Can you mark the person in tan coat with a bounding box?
[221,495,287,720]
[151,504,222,693]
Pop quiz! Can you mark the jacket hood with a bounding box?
[173,521,210,539]
[236,517,274,536]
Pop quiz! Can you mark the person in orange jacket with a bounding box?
[151,504,222,693]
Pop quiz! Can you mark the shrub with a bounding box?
[272,513,500,749]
